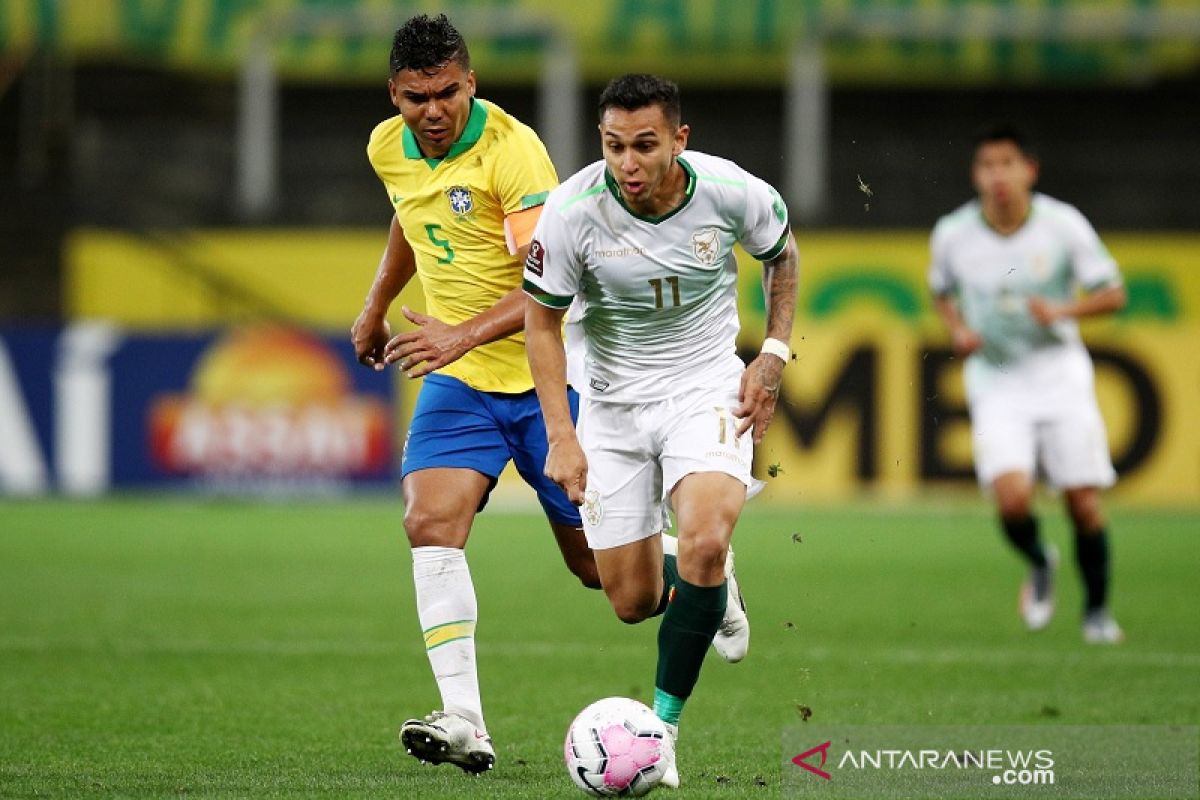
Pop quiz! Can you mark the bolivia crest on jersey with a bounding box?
[691,227,720,265]
[446,186,473,216]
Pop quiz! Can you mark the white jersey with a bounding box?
[523,151,789,403]
[928,193,1122,394]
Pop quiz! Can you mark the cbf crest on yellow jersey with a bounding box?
[367,99,557,393]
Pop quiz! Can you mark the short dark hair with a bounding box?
[973,123,1036,160]
[598,73,681,128]
[390,14,470,75]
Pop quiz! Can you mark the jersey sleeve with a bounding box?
[522,199,580,310]
[492,123,559,217]
[366,117,400,204]
[928,220,957,296]
[739,172,790,261]
[1062,205,1121,291]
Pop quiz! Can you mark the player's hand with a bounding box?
[545,437,588,506]
[383,306,473,378]
[351,311,391,371]
[950,325,983,358]
[1027,296,1062,326]
[734,354,785,444]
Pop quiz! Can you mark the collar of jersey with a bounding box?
[604,156,697,224]
[977,195,1035,236]
[402,98,488,168]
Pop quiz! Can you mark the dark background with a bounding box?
[2,63,1197,321]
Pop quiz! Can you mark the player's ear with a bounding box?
[1025,157,1040,185]
[673,123,690,156]
[466,70,477,97]
[387,77,401,109]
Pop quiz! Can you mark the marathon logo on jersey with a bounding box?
[446,185,473,216]
[526,239,545,277]
[692,227,720,265]
[589,377,609,393]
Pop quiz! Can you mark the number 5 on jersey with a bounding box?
[425,223,455,264]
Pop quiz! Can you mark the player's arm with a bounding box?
[736,231,799,443]
[383,208,545,377]
[1028,283,1127,326]
[352,214,417,370]
[932,292,983,357]
[526,297,587,505]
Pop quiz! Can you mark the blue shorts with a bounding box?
[402,373,582,527]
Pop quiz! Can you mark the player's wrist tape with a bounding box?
[761,337,791,363]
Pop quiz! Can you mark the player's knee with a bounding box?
[1068,495,1104,533]
[402,507,459,548]
[997,494,1032,522]
[679,535,728,581]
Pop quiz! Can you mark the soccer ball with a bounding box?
[564,697,673,797]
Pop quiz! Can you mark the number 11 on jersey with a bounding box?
[648,276,680,309]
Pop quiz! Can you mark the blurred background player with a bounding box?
[928,123,1127,645]
[350,13,598,774]
[524,74,799,787]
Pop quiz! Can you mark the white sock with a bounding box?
[411,546,485,731]
[661,532,679,556]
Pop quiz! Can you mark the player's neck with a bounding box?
[981,195,1032,236]
[635,160,687,218]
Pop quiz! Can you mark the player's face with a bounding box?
[972,140,1038,208]
[389,61,476,159]
[599,104,690,214]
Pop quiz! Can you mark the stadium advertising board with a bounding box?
[0,323,395,496]
[2,0,1198,85]
[63,229,1200,503]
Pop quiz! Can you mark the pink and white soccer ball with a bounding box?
[564,697,673,797]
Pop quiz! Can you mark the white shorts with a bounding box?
[968,350,1116,490]
[576,387,755,550]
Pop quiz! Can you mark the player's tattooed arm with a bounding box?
[736,232,799,443]
[762,232,799,350]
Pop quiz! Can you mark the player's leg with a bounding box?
[992,470,1047,566]
[1043,396,1120,643]
[569,394,669,620]
[397,376,512,772]
[650,471,745,790]
[992,470,1058,631]
[399,467,500,772]
[1064,487,1121,643]
[651,394,753,788]
[592,536,667,623]
[658,526,742,661]
[973,399,1055,629]
[657,472,743,713]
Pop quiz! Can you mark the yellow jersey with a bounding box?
[367,99,557,393]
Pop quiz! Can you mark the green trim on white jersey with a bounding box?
[603,157,698,224]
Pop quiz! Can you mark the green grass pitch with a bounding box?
[1,498,1197,798]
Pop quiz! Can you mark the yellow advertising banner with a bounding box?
[66,228,1200,503]
[5,0,1200,85]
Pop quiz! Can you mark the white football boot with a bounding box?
[1019,544,1058,631]
[713,547,750,662]
[659,722,680,789]
[1082,609,1124,644]
[400,710,495,774]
